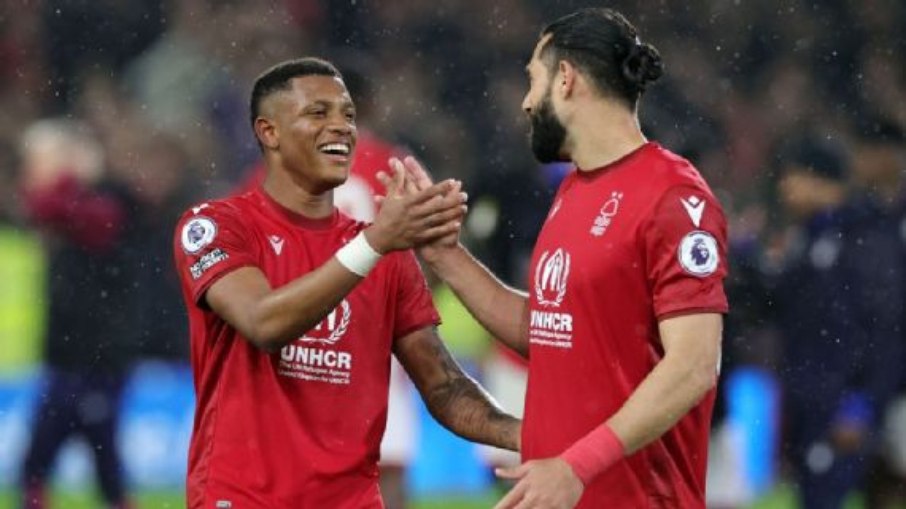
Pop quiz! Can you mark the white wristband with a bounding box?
[335,231,382,277]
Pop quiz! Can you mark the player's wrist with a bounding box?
[559,423,624,486]
[362,225,391,254]
[336,231,383,277]
[420,240,464,269]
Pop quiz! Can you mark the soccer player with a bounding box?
[233,60,421,508]
[394,8,728,508]
[172,58,520,508]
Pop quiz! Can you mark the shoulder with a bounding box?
[174,196,252,252]
[177,195,250,224]
[642,145,713,193]
[635,145,724,218]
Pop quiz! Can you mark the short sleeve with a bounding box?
[392,250,441,339]
[172,202,259,307]
[643,185,729,319]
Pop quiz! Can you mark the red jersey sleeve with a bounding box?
[173,202,259,307]
[391,250,441,339]
[643,185,729,319]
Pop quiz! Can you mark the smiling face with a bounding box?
[256,75,357,194]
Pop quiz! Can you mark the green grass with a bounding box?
[0,490,184,509]
[0,486,896,509]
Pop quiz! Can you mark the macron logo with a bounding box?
[680,196,705,228]
[269,235,284,255]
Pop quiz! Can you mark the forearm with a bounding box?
[208,233,380,352]
[426,244,529,356]
[561,352,715,485]
[248,259,361,350]
[426,372,522,451]
[606,351,716,454]
[399,327,522,451]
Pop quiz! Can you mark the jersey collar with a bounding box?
[254,186,339,230]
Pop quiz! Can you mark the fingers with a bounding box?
[493,478,528,509]
[390,157,421,195]
[412,192,467,222]
[405,179,459,207]
[413,220,462,244]
[409,187,467,220]
[385,157,460,209]
[376,171,392,193]
[402,155,434,191]
[512,499,534,509]
[420,204,467,230]
[383,163,406,197]
[495,462,531,480]
[434,231,460,248]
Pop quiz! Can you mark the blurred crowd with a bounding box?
[2,0,906,507]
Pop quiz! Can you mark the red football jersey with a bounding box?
[522,143,728,507]
[173,186,439,509]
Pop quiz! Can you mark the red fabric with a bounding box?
[521,143,728,508]
[560,423,624,486]
[23,175,125,252]
[172,186,439,509]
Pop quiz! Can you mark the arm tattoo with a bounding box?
[422,337,521,451]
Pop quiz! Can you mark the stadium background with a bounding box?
[0,0,905,507]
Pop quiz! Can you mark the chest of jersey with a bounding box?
[245,209,395,388]
[529,173,649,336]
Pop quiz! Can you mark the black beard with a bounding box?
[529,94,568,163]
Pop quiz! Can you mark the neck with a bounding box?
[261,163,334,218]
[566,100,648,171]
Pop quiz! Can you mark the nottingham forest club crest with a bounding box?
[590,191,623,237]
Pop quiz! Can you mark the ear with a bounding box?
[557,59,578,98]
[254,116,279,150]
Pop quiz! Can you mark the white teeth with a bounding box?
[320,143,350,155]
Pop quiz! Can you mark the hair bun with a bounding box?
[621,42,663,91]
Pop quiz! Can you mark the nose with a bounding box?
[327,114,354,135]
[521,92,533,115]
[329,122,352,134]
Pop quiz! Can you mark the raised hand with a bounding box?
[364,162,466,253]
[493,458,584,509]
[376,156,466,256]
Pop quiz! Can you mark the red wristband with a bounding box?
[559,423,625,485]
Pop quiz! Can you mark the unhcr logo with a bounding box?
[534,248,570,307]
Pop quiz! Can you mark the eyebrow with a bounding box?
[306,99,354,109]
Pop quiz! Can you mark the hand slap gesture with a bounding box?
[377,156,466,251]
[365,159,467,253]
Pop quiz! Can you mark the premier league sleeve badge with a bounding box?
[181,217,217,254]
[678,231,719,277]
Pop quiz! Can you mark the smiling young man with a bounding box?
[172,58,520,509]
[397,8,728,508]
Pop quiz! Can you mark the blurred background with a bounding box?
[1,0,905,508]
